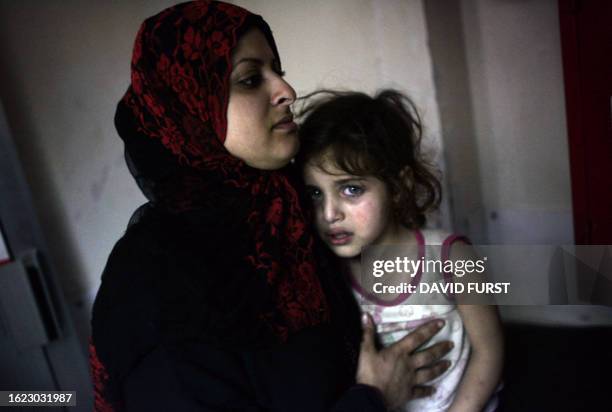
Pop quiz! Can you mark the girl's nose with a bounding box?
[322,197,344,224]
[272,76,296,107]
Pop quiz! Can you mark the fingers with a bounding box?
[393,319,445,353]
[360,313,376,352]
[411,340,453,369]
[414,360,451,385]
[410,386,436,399]
[410,385,436,399]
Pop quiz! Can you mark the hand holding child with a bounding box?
[356,313,453,410]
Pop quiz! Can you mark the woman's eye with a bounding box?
[238,74,263,88]
[272,61,285,77]
[307,188,322,201]
[342,185,364,197]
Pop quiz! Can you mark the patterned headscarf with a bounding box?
[118,0,329,340]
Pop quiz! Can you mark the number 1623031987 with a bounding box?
[0,391,76,406]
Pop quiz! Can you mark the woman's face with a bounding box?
[224,28,299,170]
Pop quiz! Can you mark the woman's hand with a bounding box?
[356,313,453,410]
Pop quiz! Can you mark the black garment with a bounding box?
[91,206,386,411]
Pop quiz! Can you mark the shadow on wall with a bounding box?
[0,6,88,331]
[423,0,488,244]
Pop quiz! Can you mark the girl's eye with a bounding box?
[343,185,364,197]
[238,74,263,88]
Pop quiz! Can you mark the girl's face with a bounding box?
[224,28,299,170]
[303,153,401,259]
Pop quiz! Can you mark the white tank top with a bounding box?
[351,229,472,412]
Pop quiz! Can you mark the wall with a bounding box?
[460,0,574,245]
[459,0,580,324]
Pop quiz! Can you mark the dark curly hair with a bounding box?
[296,89,441,229]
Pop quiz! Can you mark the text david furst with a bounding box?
[370,256,510,295]
[372,281,511,295]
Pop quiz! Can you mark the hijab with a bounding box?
[116,0,329,342]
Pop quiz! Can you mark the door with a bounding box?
[559,0,612,244]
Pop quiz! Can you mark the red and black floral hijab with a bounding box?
[117,0,329,339]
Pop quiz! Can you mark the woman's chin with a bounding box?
[267,139,300,169]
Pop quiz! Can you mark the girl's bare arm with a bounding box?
[448,242,504,412]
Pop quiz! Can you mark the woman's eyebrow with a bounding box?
[234,57,264,67]
[233,56,278,69]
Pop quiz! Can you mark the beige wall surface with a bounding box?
[460,0,574,244]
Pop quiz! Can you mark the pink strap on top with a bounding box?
[350,229,425,307]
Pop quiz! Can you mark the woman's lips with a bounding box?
[327,232,353,245]
[272,120,297,132]
[272,114,297,132]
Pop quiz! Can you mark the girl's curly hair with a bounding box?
[296,89,441,229]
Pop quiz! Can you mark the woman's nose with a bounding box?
[271,76,296,106]
[322,197,344,224]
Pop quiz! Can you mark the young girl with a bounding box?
[297,90,503,412]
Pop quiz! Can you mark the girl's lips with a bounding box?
[327,232,353,245]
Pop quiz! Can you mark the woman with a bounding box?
[90,1,451,410]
